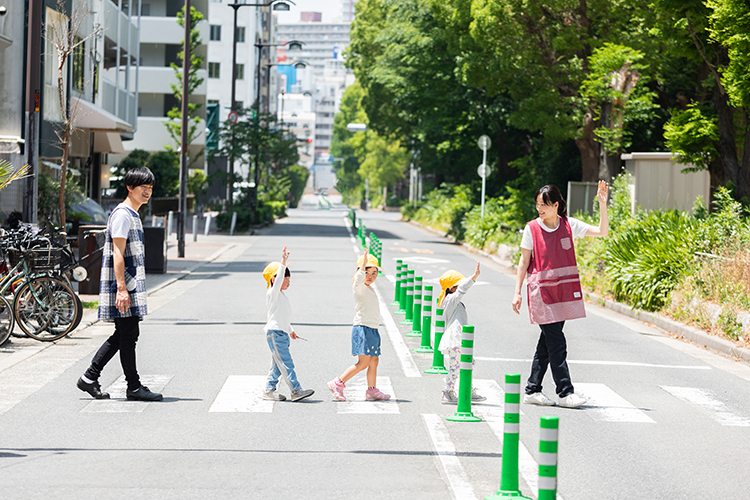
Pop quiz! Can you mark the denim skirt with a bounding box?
[351,325,381,357]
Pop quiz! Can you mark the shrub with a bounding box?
[606,210,697,311]
[463,196,524,250]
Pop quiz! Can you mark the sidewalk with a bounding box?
[0,234,237,360]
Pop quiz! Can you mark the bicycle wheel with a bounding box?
[0,295,14,346]
[14,276,80,341]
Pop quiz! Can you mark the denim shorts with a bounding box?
[351,325,381,357]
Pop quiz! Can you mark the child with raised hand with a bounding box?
[327,248,391,402]
[437,263,486,405]
[262,246,314,402]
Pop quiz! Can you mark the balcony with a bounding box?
[139,17,209,46]
[126,116,205,155]
[132,67,207,95]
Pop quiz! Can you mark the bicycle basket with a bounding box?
[8,248,62,271]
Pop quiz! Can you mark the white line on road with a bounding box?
[337,376,399,414]
[81,374,173,413]
[575,383,656,423]
[474,357,711,370]
[209,375,274,413]
[374,285,422,378]
[661,386,750,427]
[422,413,479,500]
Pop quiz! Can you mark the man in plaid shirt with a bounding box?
[77,167,163,402]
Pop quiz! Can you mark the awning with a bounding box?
[93,132,125,154]
[72,98,133,134]
[42,161,81,176]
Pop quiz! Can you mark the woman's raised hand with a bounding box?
[596,180,609,208]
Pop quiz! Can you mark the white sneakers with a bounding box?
[524,391,588,408]
[523,392,556,406]
[558,393,588,408]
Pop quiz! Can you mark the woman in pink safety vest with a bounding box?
[511,181,609,408]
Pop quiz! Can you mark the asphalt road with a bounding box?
[1,197,750,499]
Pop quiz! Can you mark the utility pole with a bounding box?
[24,0,43,224]
[178,0,191,258]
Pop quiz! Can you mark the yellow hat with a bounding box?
[356,254,380,269]
[263,262,281,288]
[438,270,465,305]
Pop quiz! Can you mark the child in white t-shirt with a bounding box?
[327,248,391,402]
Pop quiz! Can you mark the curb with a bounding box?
[407,219,750,363]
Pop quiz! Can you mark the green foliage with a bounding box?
[410,184,475,239]
[37,171,85,225]
[462,197,524,250]
[606,210,697,311]
[287,164,310,208]
[187,169,207,196]
[694,186,750,253]
[663,105,719,171]
[215,201,286,233]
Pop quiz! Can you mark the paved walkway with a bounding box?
[0,234,238,362]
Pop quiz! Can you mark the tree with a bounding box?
[357,131,409,205]
[654,0,750,200]
[454,0,658,182]
[112,149,179,199]
[44,0,102,227]
[165,6,205,169]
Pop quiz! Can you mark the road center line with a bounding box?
[475,357,710,370]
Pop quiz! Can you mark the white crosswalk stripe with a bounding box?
[209,375,273,413]
[337,376,399,414]
[81,374,173,413]
[661,386,750,427]
[575,383,656,423]
[422,413,479,500]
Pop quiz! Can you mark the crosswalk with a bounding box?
[78,375,750,430]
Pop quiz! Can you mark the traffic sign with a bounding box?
[477,163,491,178]
[477,134,491,151]
[227,110,239,124]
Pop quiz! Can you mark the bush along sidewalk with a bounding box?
[404,173,750,347]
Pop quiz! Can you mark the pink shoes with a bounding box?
[365,387,391,401]
[327,378,346,401]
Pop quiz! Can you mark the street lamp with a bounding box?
[347,123,369,210]
[226,0,293,211]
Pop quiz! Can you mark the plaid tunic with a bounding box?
[98,204,148,320]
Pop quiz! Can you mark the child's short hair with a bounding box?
[124,167,156,188]
[272,267,291,284]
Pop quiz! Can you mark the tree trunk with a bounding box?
[712,84,749,199]
[576,112,599,182]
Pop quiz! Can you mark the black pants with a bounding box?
[84,316,141,391]
[525,321,574,398]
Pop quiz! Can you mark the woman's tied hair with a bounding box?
[535,184,568,217]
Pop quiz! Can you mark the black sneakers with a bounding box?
[126,386,164,401]
[77,377,110,399]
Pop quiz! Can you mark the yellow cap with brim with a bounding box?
[356,254,381,270]
[438,270,465,305]
[263,262,282,288]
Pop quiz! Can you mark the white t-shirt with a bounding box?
[264,264,293,334]
[352,269,380,329]
[109,203,134,239]
[520,217,591,250]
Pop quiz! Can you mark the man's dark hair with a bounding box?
[124,167,155,189]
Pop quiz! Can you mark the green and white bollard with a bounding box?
[415,286,433,353]
[391,261,403,307]
[408,277,423,337]
[425,308,448,374]
[538,416,559,500]
[400,270,415,325]
[485,373,531,499]
[396,265,408,315]
[446,326,481,423]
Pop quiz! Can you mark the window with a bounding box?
[208,62,220,79]
[207,99,220,106]
[236,64,244,80]
[210,25,221,41]
[141,3,150,15]
[236,27,246,43]
[72,36,85,91]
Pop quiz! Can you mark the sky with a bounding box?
[275,0,346,23]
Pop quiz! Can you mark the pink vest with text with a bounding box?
[526,217,586,325]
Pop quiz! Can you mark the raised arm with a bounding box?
[585,180,609,238]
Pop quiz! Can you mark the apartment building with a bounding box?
[0,0,140,219]
[123,0,208,164]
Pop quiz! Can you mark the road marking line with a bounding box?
[472,379,524,418]
[337,376,399,414]
[81,374,173,413]
[374,284,421,378]
[208,375,274,413]
[475,357,711,370]
[661,386,750,427]
[575,383,655,423]
[422,414,479,500]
